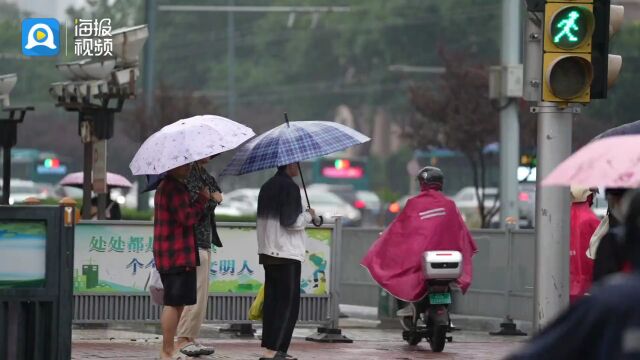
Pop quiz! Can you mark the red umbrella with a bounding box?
[58,172,132,189]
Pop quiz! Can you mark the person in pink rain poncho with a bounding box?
[362,167,478,302]
[569,186,600,303]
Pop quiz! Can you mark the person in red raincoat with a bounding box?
[361,167,477,303]
[569,186,600,303]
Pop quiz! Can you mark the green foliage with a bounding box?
[377,187,402,204]
[54,0,502,121]
[65,0,145,28]
[121,208,153,220]
[120,208,256,222]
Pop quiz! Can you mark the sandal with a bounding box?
[169,351,193,360]
[194,343,215,356]
[179,343,200,357]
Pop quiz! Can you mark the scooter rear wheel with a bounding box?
[429,325,447,352]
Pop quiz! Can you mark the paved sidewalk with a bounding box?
[72,320,526,360]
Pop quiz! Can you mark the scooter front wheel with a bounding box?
[405,332,422,346]
[399,316,413,331]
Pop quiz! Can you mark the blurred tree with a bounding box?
[407,48,499,228]
[65,0,145,28]
[123,81,220,144]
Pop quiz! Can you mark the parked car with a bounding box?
[0,179,47,205]
[122,181,154,209]
[307,184,381,226]
[453,187,499,228]
[305,188,361,226]
[517,182,536,228]
[216,188,260,217]
[36,182,58,200]
[54,184,84,199]
[592,189,608,219]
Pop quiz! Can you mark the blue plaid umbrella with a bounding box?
[222,117,369,226]
[221,119,370,176]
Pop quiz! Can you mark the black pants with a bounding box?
[261,262,301,353]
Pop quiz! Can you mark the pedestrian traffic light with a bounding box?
[590,0,624,99]
[543,1,596,103]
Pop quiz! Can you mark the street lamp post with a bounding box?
[0,73,34,205]
[50,25,148,219]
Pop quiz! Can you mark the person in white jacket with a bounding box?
[256,163,317,360]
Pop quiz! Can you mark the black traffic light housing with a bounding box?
[590,0,610,99]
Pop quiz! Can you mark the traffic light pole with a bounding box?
[0,107,33,205]
[80,117,93,220]
[532,102,575,330]
[499,0,521,228]
[1,144,10,205]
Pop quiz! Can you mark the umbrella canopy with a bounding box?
[59,171,133,188]
[129,115,254,175]
[221,120,370,176]
[142,173,165,193]
[592,120,640,141]
[543,135,640,188]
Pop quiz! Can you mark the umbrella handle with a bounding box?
[297,162,312,209]
[295,161,322,227]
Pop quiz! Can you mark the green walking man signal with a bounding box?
[554,11,580,44]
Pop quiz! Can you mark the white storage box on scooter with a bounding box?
[423,251,463,280]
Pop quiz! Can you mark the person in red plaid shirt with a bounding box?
[154,163,211,360]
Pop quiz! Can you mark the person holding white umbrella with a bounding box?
[131,115,254,360]
[154,163,211,360]
[175,156,223,357]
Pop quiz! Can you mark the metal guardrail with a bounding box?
[73,293,329,324]
[71,220,342,328]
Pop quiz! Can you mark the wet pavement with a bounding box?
[72,319,526,359]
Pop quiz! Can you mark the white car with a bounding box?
[216,188,260,217]
[304,189,361,225]
[122,181,154,209]
[0,179,46,205]
[453,187,499,227]
[592,190,608,219]
[454,187,499,210]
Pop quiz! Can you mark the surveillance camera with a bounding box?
[79,59,116,80]
[56,59,91,81]
[112,24,149,66]
[0,73,18,107]
[65,82,78,97]
[49,81,68,99]
[113,68,139,86]
[76,80,107,97]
